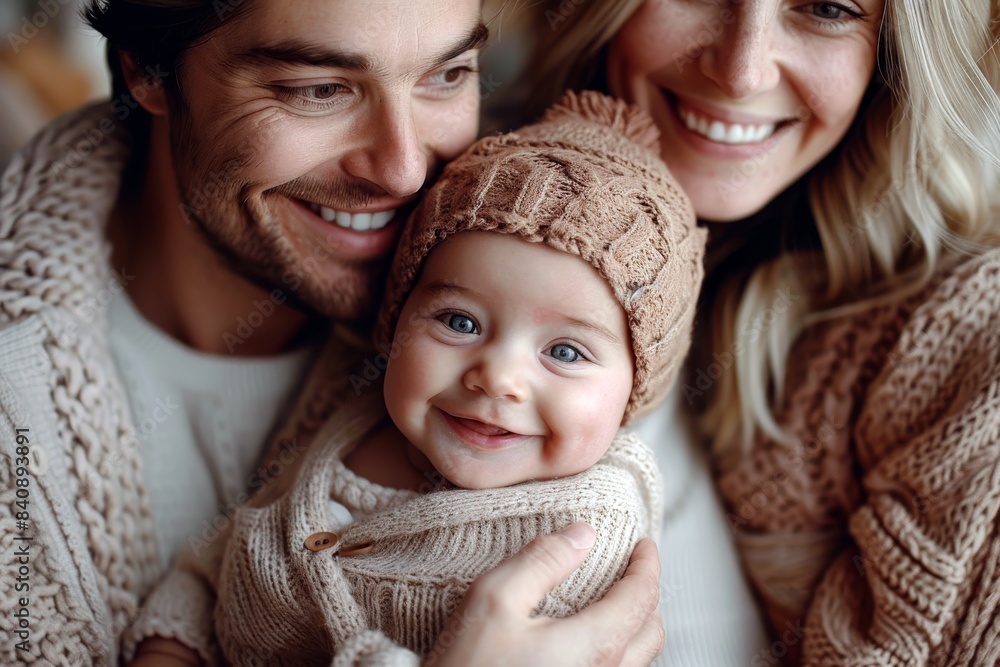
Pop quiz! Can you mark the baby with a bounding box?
[127,91,706,666]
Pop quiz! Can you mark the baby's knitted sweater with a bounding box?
[147,391,662,665]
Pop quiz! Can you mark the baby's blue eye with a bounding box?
[446,314,478,334]
[549,344,582,363]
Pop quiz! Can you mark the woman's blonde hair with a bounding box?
[520,0,1000,464]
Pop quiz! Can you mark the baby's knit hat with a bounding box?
[377,90,706,424]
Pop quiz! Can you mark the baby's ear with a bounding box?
[117,50,168,116]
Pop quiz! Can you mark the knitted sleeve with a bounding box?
[800,253,1000,666]
[718,251,1000,666]
[0,313,163,665]
[0,366,107,664]
[120,549,223,664]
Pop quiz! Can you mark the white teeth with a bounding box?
[310,205,397,232]
[678,103,779,145]
[371,210,394,230]
[351,213,372,231]
[708,120,727,142]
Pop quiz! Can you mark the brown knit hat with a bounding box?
[376,91,706,425]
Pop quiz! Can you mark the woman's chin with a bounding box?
[691,199,771,223]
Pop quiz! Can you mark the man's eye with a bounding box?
[275,83,349,109]
[297,83,344,101]
[548,344,583,363]
[445,314,478,334]
[427,66,477,88]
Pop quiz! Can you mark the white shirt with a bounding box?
[634,385,769,666]
[107,289,317,568]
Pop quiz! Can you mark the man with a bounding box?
[0,0,662,664]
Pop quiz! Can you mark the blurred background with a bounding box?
[1,0,110,168]
[0,0,539,170]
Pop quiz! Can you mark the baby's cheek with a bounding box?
[547,390,623,471]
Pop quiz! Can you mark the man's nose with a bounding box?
[699,6,781,100]
[342,95,430,198]
[462,350,530,403]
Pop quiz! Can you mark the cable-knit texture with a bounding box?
[0,103,161,664]
[207,391,662,666]
[716,249,1000,666]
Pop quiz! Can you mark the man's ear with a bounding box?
[118,50,168,116]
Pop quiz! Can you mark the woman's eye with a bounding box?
[445,314,478,335]
[549,344,583,363]
[810,2,851,20]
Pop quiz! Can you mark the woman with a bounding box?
[495,0,999,663]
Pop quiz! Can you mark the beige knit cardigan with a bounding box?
[0,104,372,665]
[172,390,662,666]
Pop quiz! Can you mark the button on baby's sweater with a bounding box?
[305,532,338,552]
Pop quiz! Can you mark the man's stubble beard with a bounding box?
[168,112,386,324]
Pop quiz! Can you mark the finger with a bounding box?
[618,602,665,667]
[565,538,661,645]
[470,522,596,616]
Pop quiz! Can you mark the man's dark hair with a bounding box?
[83,0,250,137]
[83,0,252,165]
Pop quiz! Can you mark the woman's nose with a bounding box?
[698,6,781,100]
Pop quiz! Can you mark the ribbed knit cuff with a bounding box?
[332,630,420,667]
[121,568,219,665]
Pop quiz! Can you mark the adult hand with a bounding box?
[425,523,663,667]
[130,637,203,667]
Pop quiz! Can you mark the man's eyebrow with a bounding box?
[232,40,374,73]
[423,22,490,70]
[230,23,489,76]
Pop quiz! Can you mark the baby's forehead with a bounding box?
[412,231,631,338]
